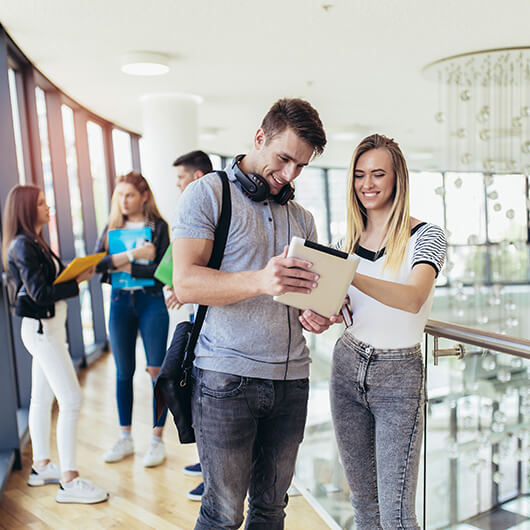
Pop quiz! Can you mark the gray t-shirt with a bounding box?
[171,161,317,380]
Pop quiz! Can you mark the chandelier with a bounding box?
[424,47,530,174]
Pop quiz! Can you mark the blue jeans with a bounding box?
[192,367,309,530]
[109,289,169,427]
[330,333,424,530]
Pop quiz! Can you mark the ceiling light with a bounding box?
[121,52,170,76]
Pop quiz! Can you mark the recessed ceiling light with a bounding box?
[121,52,170,76]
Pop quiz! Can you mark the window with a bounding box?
[87,121,110,235]
[35,87,60,254]
[486,174,527,243]
[62,105,95,346]
[327,168,348,246]
[294,167,329,244]
[209,154,222,170]
[112,128,133,176]
[409,171,445,228]
[445,172,487,245]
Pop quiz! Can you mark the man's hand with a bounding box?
[299,309,343,334]
[164,286,183,310]
[258,246,319,297]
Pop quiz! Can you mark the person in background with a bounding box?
[167,150,213,502]
[94,171,170,468]
[3,184,108,504]
[330,134,446,529]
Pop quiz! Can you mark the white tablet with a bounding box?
[274,237,359,318]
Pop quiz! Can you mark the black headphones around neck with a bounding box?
[232,155,294,205]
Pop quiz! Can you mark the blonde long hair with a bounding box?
[344,134,411,272]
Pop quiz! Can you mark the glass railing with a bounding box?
[294,313,530,529]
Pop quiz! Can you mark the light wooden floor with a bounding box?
[0,347,329,529]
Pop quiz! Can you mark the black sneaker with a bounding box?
[183,462,202,476]
[187,482,204,501]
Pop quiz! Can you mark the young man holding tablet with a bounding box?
[172,98,341,529]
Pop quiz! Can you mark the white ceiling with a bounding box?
[1,0,529,169]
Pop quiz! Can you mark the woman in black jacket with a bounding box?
[94,171,170,468]
[2,185,108,504]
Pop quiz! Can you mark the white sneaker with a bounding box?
[27,462,61,486]
[56,477,108,504]
[103,437,134,463]
[142,440,166,467]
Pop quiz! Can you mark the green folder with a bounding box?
[154,245,173,287]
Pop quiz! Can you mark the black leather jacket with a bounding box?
[6,233,79,320]
[94,217,170,292]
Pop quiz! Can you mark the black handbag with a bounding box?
[154,171,231,444]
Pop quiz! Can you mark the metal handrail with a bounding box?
[425,319,530,359]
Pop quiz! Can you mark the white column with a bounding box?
[140,93,201,336]
[140,93,200,223]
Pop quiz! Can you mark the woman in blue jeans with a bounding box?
[331,134,446,529]
[95,171,169,468]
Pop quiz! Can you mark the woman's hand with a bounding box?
[133,242,156,261]
[76,266,95,283]
[113,263,132,274]
[164,286,183,310]
[299,309,343,334]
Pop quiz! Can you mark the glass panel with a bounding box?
[8,68,26,184]
[35,87,59,254]
[87,121,110,235]
[445,172,487,245]
[327,168,348,246]
[489,241,529,284]
[431,284,530,340]
[112,128,133,176]
[424,335,529,528]
[295,326,353,528]
[446,245,488,286]
[486,174,527,243]
[294,167,328,244]
[61,105,94,347]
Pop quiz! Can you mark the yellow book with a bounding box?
[53,252,106,284]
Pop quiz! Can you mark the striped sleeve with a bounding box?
[412,224,447,276]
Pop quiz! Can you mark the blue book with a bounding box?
[108,227,155,289]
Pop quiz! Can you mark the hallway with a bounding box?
[0,347,327,529]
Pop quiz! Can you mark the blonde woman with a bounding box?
[94,171,170,467]
[330,135,446,529]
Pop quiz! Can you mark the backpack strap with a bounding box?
[183,170,231,367]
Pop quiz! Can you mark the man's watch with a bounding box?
[126,250,134,263]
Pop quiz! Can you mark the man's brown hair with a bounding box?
[261,98,327,157]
